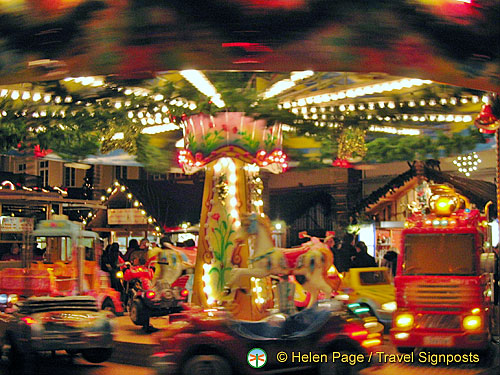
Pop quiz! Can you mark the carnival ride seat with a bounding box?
[230,319,285,340]
[281,308,332,338]
[230,308,331,340]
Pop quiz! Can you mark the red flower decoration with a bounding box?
[332,158,354,168]
[209,122,215,129]
[211,213,221,221]
[33,145,52,158]
[222,124,228,131]
[232,126,238,134]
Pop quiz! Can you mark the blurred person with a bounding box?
[134,238,150,265]
[2,243,21,261]
[324,234,335,251]
[335,233,356,272]
[382,249,398,277]
[140,238,150,250]
[123,239,140,263]
[324,234,341,271]
[101,242,123,292]
[33,244,46,261]
[125,238,150,266]
[351,241,377,268]
[101,244,111,271]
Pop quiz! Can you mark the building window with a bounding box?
[114,166,127,180]
[39,160,49,186]
[152,173,166,181]
[64,167,76,187]
[18,163,26,172]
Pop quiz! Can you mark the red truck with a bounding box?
[391,184,498,353]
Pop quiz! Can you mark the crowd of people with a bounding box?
[100,237,178,293]
[324,233,395,273]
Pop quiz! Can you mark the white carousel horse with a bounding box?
[227,213,339,308]
[148,246,194,286]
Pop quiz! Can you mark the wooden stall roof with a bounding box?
[87,179,204,231]
[355,161,497,218]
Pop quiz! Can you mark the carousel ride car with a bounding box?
[0,295,115,372]
[119,247,193,330]
[151,303,381,375]
[0,216,124,316]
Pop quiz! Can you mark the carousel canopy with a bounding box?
[0,1,498,171]
[0,1,497,91]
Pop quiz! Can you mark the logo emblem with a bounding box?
[247,348,267,368]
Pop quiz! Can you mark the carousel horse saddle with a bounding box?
[230,308,331,340]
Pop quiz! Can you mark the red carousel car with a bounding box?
[150,304,381,375]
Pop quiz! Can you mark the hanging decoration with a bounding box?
[337,127,367,163]
[453,152,481,177]
[0,180,67,196]
[474,93,500,134]
[332,158,354,168]
[33,145,52,158]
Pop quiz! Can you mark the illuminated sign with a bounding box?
[107,208,148,225]
[0,216,34,232]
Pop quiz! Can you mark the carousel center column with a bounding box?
[178,112,288,320]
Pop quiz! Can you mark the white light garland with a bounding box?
[368,125,420,135]
[282,78,433,107]
[262,70,314,99]
[180,70,225,108]
[453,152,481,177]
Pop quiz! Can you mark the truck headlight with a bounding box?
[463,315,481,330]
[8,294,18,304]
[0,294,7,304]
[395,313,414,328]
[381,301,397,312]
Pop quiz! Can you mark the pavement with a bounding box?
[110,315,171,367]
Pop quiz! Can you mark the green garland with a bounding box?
[365,128,487,163]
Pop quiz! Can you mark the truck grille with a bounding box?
[44,329,84,338]
[417,314,461,330]
[405,282,480,307]
[19,296,98,314]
